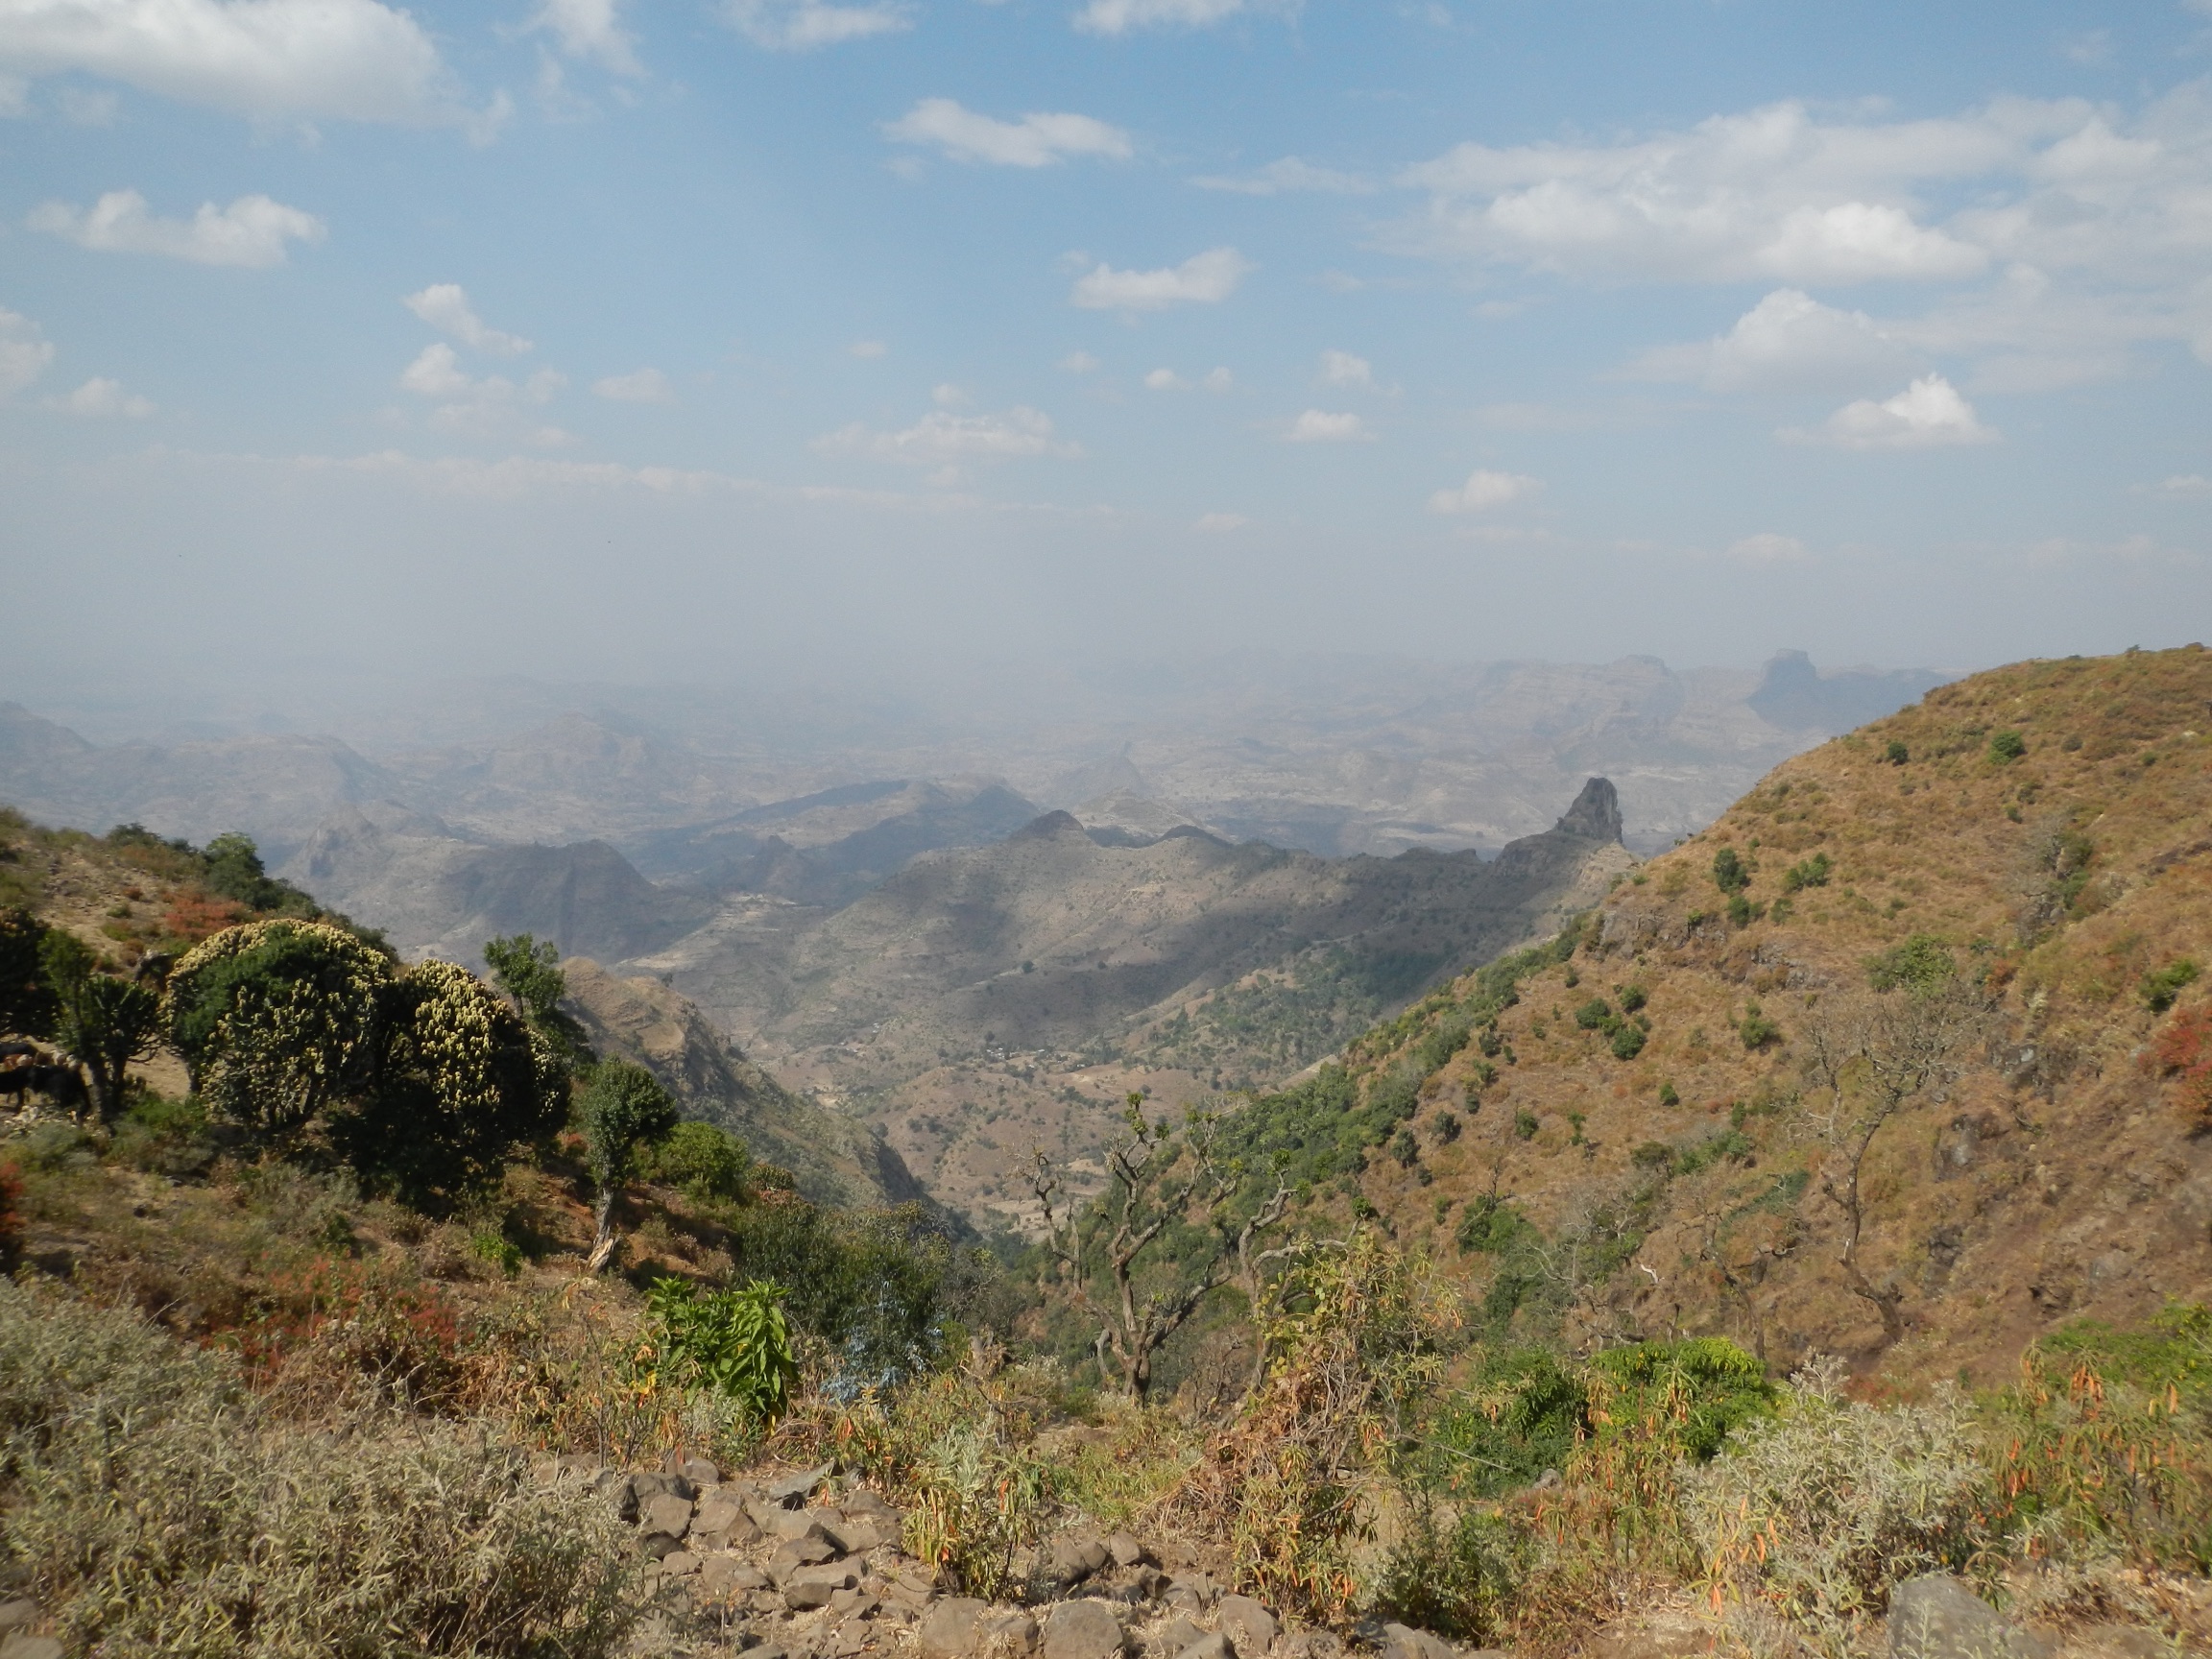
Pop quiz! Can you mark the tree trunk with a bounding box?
[586,1187,621,1274]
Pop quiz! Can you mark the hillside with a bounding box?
[637,783,1634,1227]
[1310,645,2212,1384]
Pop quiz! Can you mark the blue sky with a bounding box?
[3,0,2211,714]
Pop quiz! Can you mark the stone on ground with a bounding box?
[920,1597,991,1659]
[1043,1599,1129,1659]
[1216,1595,1279,1655]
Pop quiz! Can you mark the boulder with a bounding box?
[637,1530,685,1560]
[661,1551,703,1576]
[593,1469,638,1524]
[919,1596,990,1658]
[1887,1575,2032,1659]
[1044,1599,1129,1659]
[680,1456,723,1486]
[640,1492,694,1540]
[0,1639,60,1659]
[1177,1634,1235,1659]
[843,1487,896,1517]
[1163,1575,1218,1615]
[0,1607,36,1638]
[1216,1597,1279,1656]
[830,1585,880,1622]
[824,1512,897,1553]
[785,1562,861,1611]
[690,1497,744,1540]
[634,1470,696,1503]
[702,1558,772,1597]
[1050,1535,1114,1585]
[1105,1533,1155,1570]
[1156,1616,1209,1655]
[767,1537,840,1582]
[1379,1624,1455,1659]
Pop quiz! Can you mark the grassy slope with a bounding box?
[1339,645,2212,1383]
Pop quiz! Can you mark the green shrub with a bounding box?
[0,1280,639,1655]
[1781,854,1833,894]
[1989,729,2027,763]
[1455,1195,1537,1258]
[1609,1023,1647,1061]
[1739,1004,1782,1049]
[1618,984,1648,1014]
[1726,893,1764,928]
[1574,998,1614,1031]
[644,1277,798,1424]
[1431,1111,1461,1145]
[1884,740,1910,765]
[1712,848,1750,894]
[472,1229,523,1278]
[1373,1503,1525,1642]
[637,1119,754,1202]
[1657,1081,1680,1107]
[1865,934,1956,994]
[1513,1110,1539,1141]
[1390,1128,1420,1166]
[2142,959,2202,1015]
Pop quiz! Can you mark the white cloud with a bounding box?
[2151,473,2212,498]
[529,0,640,74]
[1627,288,1916,393]
[1059,350,1100,373]
[1143,368,1184,390]
[593,368,671,402]
[0,306,54,397]
[0,0,463,124]
[1790,373,1997,449]
[722,0,910,49]
[30,188,324,268]
[398,345,565,438]
[1724,532,1811,564]
[1074,0,1290,35]
[1195,512,1247,531]
[1070,246,1251,311]
[849,340,888,358]
[403,284,533,356]
[399,343,470,397]
[1318,349,1374,389]
[1201,366,1233,393]
[1190,156,1372,195]
[885,97,1130,167]
[817,404,1081,466]
[1286,409,1369,443]
[1428,468,1539,512]
[51,375,154,417]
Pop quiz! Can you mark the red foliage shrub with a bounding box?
[2152,1004,2212,1130]
[232,1256,467,1411]
[0,1160,21,1256]
[161,892,247,946]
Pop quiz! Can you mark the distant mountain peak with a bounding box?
[1012,809,1086,840]
[1554,777,1623,843]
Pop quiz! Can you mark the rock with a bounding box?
[768,1507,840,1544]
[1176,1634,1235,1659]
[633,1469,697,1503]
[1130,1569,1170,1603]
[1379,1624,1455,1659]
[981,1612,1042,1656]
[768,1538,841,1582]
[768,1465,833,1506]
[661,1551,703,1576]
[0,1639,61,1659]
[691,1497,744,1538]
[1888,1575,2031,1659]
[843,1487,896,1517]
[786,1563,862,1611]
[1051,1536,1114,1585]
[1163,1576,1218,1615]
[594,1469,638,1523]
[681,1456,723,1486]
[1216,1597,1278,1656]
[638,1530,685,1560]
[824,1512,897,1554]
[702,1557,772,1597]
[1105,1533,1155,1570]
[640,1492,695,1539]
[1157,1616,1208,1655]
[0,1608,36,1638]
[1044,1599,1129,1659]
[919,1597,990,1658]
[1279,1636,1345,1659]
[830,1584,880,1620]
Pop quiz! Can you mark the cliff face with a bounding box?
[557,958,927,1214]
[1347,645,2212,1383]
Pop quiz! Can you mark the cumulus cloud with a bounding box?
[1286,409,1369,443]
[2150,473,2212,498]
[1143,368,1185,390]
[51,375,154,417]
[1428,468,1539,512]
[1059,350,1100,373]
[29,188,324,268]
[397,344,565,439]
[593,368,671,402]
[0,0,465,124]
[1070,246,1251,310]
[1190,156,1372,195]
[529,0,640,74]
[1627,288,1917,393]
[722,0,910,49]
[816,403,1081,466]
[1202,366,1232,392]
[1789,373,1997,449]
[885,98,1130,167]
[1074,0,1289,35]
[1195,512,1247,530]
[1724,532,1811,564]
[1318,349,1374,389]
[0,306,54,397]
[403,284,533,356]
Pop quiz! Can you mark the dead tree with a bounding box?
[1802,982,1991,1349]
[1031,1093,1288,1405]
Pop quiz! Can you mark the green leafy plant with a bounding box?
[1884,740,1910,765]
[577,1060,679,1272]
[1739,1003,1782,1049]
[2141,959,2201,1016]
[1865,934,1956,994]
[1781,854,1833,894]
[1513,1110,1539,1141]
[643,1277,799,1425]
[1712,848,1751,894]
[1989,729,2028,763]
[40,932,159,1120]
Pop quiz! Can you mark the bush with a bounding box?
[644,1276,798,1424]
[1609,1022,1647,1061]
[1739,1003,1782,1049]
[1866,934,1956,994]
[1687,1357,1989,1651]
[1513,1110,1539,1141]
[0,1279,639,1656]
[1989,729,2028,763]
[637,1118,753,1202]
[1712,848,1750,894]
[1781,853,1833,894]
[1373,1503,1525,1643]
[2142,959,2201,1015]
[1884,740,1910,764]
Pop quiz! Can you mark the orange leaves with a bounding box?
[2149,1003,2212,1129]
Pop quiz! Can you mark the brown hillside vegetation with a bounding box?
[1350,644,2212,1384]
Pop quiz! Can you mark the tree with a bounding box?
[578,1060,678,1272]
[1030,1093,1288,1404]
[201,831,288,911]
[39,933,159,1120]
[0,909,55,1040]
[1802,978,1991,1348]
[163,920,390,1137]
[484,933,593,1070]
[339,959,566,1209]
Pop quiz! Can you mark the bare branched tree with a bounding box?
[1031,1093,1289,1404]
[1802,979,1994,1348]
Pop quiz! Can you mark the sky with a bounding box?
[3,0,2212,720]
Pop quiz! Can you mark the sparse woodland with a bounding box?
[0,647,2207,1657]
